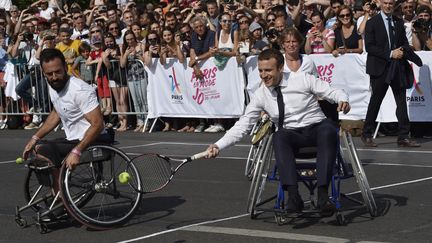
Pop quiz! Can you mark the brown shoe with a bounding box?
[361,136,378,147]
[397,138,421,147]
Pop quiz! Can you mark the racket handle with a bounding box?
[191,151,209,160]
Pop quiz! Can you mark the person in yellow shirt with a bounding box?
[55,28,81,74]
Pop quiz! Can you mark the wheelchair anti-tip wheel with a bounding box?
[341,131,378,217]
[60,145,142,230]
[247,133,274,219]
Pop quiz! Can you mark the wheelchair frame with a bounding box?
[245,121,378,225]
[15,144,143,233]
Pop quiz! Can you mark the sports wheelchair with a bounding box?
[245,117,378,225]
[15,143,143,233]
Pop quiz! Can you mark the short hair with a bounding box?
[40,48,66,68]
[330,0,344,6]
[258,49,284,68]
[279,27,305,46]
[191,16,206,26]
[78,42,91,54]
[165,11,176,19]
[58,27,72,35]
[271,5,288,20]
[311,10,325,21]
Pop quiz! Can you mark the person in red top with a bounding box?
[87,34,112,116]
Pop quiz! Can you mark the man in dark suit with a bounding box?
[362,0,420,147]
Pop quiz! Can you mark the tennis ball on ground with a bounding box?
[16,157,24,164]
[118,172,131,184]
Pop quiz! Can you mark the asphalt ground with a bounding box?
[1,129,432,243]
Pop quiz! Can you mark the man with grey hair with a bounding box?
[188,16,216,72]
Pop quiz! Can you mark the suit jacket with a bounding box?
[365,14,409,77]
[385,45,423,89]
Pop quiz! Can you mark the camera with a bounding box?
[99,5,107,11]
[23,32,34,41]
[180,32,189,41]
[413,18,430,33]
[45,35,56,41]
[265,28,279,39]
[148,38,159,46]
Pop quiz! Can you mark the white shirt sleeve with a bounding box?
[215,91,264,150]
[305,73,349,104]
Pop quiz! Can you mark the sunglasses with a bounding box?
[221,19,232,23]
[91,29,101,34]
[267,18,275,22]
[338,13,351,18]
[73,15,83,20]
[0,22,5,25]
[239,21,248,24]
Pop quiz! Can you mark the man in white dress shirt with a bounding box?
[206,49,350,215]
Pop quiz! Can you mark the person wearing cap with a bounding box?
[412,5,432,51]
[249,22,268,53]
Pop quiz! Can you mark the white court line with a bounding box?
[0,160,15,164]
[119,142,162,149]
[182,225,350,243]
[356,148,432,154]
[116,176,432,243]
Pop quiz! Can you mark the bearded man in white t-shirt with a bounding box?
[21,48,110,173]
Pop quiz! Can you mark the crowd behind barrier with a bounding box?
[0,0,431,131]
[1,52,432,130]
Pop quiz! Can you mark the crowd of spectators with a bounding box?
[0,0,431,132]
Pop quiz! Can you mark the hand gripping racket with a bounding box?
[123,151,209,193]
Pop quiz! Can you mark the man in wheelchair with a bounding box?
[20,48,112,191]
[206,49,351,216]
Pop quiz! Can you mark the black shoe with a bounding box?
[285,194,304,213]
[361,136,377,147]
[397,138,421,147]
[317,197,336,217]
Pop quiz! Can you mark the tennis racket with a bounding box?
[126,151,209,193]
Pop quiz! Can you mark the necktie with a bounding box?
[274,86,285,129]
[387,17,395,49]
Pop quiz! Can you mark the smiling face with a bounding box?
[258,58,284,87]
[282,34,301,56]
[338,8,352,26]
[162,29,173,43]
[380,0,395,15]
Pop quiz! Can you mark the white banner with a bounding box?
[145,57,245,119]
[245,54,371,120]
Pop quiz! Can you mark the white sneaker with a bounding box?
[24,122,40,130]
[204,125,216,132]
[205,124,225,133]
[194,124,206,132]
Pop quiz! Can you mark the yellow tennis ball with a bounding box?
[119,172,131,184]
[16,157,24,164]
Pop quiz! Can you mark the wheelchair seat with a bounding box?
[246,125,377,225]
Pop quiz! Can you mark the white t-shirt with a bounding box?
[39,7,55,20]
[283,54,317,76]
[48,76,99,141]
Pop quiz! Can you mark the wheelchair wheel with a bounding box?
[24,169,52,211]
[244,143,260,180]
[247,133,274,219]
[341,131,378,217]
[60,145,142,229]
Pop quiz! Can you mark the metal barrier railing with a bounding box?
[0,59,149,118]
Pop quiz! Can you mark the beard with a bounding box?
[49,73,69,92]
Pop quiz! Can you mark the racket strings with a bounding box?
[133,155,172,192]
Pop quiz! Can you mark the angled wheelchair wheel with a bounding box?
[60,145,142,229]
[341,131,378,217]
[245,119,272,179]
[247,133,274,219]
[24,169,53,212]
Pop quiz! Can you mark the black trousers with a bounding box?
[363,70,410,139]
[36,133,114,167]
[272,119,337,187]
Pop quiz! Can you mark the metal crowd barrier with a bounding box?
[0,59,149,118]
